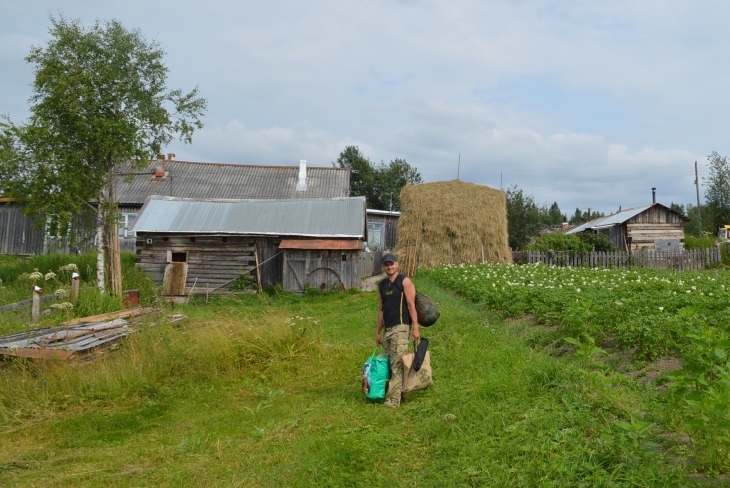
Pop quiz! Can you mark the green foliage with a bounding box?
[335,145,421,211]
[669,327,730,470]
[704,151,730,237]
[685,235,718,250]
[568,207,605,225]
[564,334,607,366]
[0,252,97,284]
[577,232,616,252]
[505,186,565,249]
[526,233,592,253]
[231,270,254,291]
[0,15,206,236]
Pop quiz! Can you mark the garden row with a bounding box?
[429,262,730,358]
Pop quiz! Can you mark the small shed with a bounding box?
[366,209,400,250]
[130,196,367,294]
[565,203,689,251]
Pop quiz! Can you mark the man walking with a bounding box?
[376,253,420,407]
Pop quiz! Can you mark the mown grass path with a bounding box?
[0,276,695,486]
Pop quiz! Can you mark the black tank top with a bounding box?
[379,274,412,327]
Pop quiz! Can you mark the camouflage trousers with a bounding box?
[383,323,411,406]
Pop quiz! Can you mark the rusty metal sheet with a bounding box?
[278,239,362,250]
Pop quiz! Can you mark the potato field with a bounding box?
[430,262,730,471]
[431,263,730,359]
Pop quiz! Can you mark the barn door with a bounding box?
[284,250,307,293]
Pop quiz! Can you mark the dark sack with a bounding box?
[415,292,440,327]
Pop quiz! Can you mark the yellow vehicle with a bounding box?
[718,225,730,241]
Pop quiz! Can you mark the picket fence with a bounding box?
[511,248,722,271]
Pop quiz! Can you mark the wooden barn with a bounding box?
[129,196,367,294]
[565,203,689,251]
[366,209,400,251]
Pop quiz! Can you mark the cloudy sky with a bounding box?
[2,1,728,215]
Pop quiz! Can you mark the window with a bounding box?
[118,212,138,238]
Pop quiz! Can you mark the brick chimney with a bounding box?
[155,154,166,177]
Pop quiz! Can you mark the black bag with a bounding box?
[413,338,429,372]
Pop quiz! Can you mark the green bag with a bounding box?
[362,348,390,400]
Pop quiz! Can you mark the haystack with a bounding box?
[396,180,511,275]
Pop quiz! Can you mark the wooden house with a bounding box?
[129,195,367,294]
[565,203,689,251]
[0,156,351,255]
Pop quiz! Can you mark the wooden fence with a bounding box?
[511,248,722,271]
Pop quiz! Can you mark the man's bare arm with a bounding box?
[403,277,420,341]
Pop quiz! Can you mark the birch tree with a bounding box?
[0,15,206,295]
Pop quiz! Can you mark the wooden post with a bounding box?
[254,246,263,292]
[481,244,484,264]
[71,272,80,303]
[31,285,42,323]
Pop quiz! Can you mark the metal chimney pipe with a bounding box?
[652,187,656,204]
[296,160,307,191]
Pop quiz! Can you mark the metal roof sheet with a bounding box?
[566,204,654,234]
[116,160,351,205]
[130,196,367,238]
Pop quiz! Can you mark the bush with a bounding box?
[685,235,718,250]
[526,233,592,253]
[577,232,616,252]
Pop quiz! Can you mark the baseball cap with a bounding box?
[381,253,398,265]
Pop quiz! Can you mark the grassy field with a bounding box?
[0,274,709,486]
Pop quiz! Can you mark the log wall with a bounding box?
[135,234,257,292]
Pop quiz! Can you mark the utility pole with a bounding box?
[695,161,702,236]
[500,172,503,191]
[457,153,460,180]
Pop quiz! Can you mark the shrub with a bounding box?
[685,235,718,250]
[526,232,592,253]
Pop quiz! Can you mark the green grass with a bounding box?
[0,276,703,486]
[0,252,158,335]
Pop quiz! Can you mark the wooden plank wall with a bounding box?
[0,203,45,255]
[256,238,284,288]
[626,223,684,251]
[366,213,399,249]
[135,234,256,292]
[282,249,360,293]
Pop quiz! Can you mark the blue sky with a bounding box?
[2,0,729,215]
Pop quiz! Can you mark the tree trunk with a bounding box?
[106,161,123,296]
[96,204,106,294]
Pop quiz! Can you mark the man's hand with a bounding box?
[412,325,420,342]
[376,332,382,346]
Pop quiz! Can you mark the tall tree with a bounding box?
[335,146,422,211]
[547,201,563,226]
[371,158,422,211]
[505,185,542,249]
[703,151,730,236]
[335,146,376,207]
[0,16,206,295]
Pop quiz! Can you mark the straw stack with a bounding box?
[396,180,511,275]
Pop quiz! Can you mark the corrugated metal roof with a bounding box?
[566,204,654,234]
[130,196,367,238]
[116,160,351,205]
